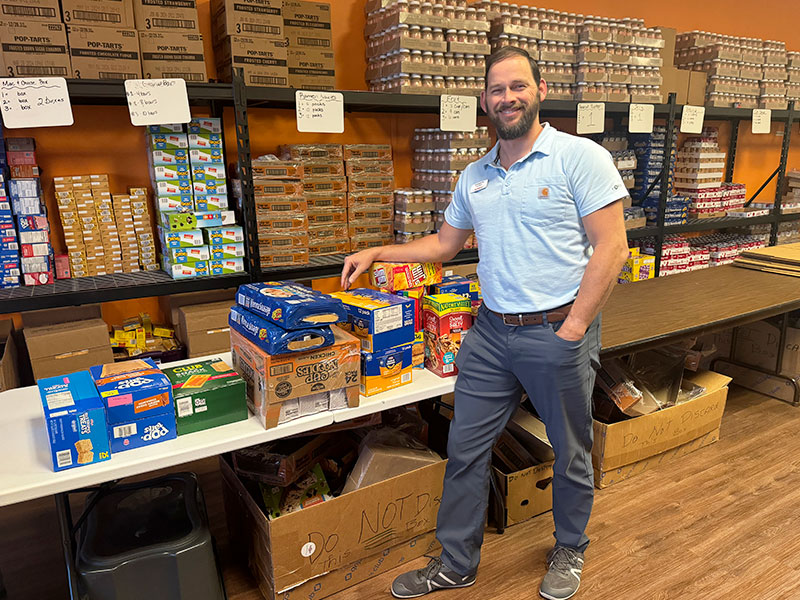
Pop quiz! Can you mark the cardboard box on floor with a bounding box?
[491,460,554,529]
[23,304,113,381]
[732,319,800,376]
[0,319,20,391]
[177,300,232,358]
[592,370,730,488]
[220,455,446,600]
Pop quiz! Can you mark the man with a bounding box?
[340,47,630,600]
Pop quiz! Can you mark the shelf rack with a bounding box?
[1,78,796,312]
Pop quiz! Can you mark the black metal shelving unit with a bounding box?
[2,80,796,312]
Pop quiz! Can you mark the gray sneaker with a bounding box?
[539,546,584,600]
[391,556,476,599]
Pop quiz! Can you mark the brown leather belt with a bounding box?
[488,303,574,326]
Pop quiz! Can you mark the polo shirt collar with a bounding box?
[485,122,556,170]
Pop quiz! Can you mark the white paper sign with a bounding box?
[628,103,655,134]
[752,108,772,134]
[440,94,477,132]
[680,105,705,134]
[124,78,191,127]
[296,90,344,133]
[576,102,605,134]
[0,77,73,129]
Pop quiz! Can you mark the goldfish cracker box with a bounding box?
[423,294,473,378]
[329,289,415,352]
[361,343,414,396]
[369,262,442,293]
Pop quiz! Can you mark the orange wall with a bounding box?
[4,0,800,325]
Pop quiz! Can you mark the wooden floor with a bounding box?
[2,385,800,600]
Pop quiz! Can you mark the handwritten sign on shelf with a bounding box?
[0,77,73,129]
[752,108,771,134]
[440,94,477,132]
[124,78,191,127]
[296,90,344,133]
[680,105,705,134]
[628,103,655,134]
[576,102,605,134]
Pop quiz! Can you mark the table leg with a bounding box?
[54,493,82,600]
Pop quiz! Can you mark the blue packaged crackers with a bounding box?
[236,282,348,330]
[330,289,416,352]
[90,359,176,452]
[38,371,111,471]
[229,304,335,355]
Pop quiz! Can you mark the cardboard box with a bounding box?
[178,300,232,357]
[25,318,114,381]
[133,0,198,31]
[230,326,360,429]
[61,0,134,27]
[733,319,800,376]
[0,0,60,21]
[686,70,708,106]
[490,460,554,528]
[211,0,282,44]
[162,358,247,435]
[220,453,446,599]
[592,371,730,486]
[67,24,142,80]
[0,20,70,78]
[139,31,207,81]
[0,320,19,391]
[159,289,236,344]
[38,371,111,471]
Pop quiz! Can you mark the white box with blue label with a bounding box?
[330,289,416,352]
[192,179,226,195]
[194,210,236,228]
[148,133,188,150]
[188,117,222,134]
[205,226,243,244]
[191,164,226,180]
[38,371,112,472]
[189,148,224,164]
[188,133,222,149]
[151,149,189,165]
[152,164,191,181]
[160,228,204,248]
[90,359,177,453]
[210,242,245,258]
[194,194,229,211]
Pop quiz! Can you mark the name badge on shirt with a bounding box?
[470,179,488,193]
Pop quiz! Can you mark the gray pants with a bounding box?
[436,304,601,576]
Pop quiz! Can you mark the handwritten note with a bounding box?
[0,77,73,129]
[680,105,705,134]
[124,78,190,127]
[440,94,477,132]
[628,103,655,134]
[752,108,772,134]
[296,90,344,133]
[576,102,605,134]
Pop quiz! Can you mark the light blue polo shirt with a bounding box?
[444,123,626,314]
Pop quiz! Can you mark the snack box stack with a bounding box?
[345,144,395,252]
[421,293,473,378]
[283,0,336,91]
[617,247,655,284]
[248,154,309,267]
[777,221,800,245]
[330,288,416,396]
[130,187,159,271]
[7,137,52,286]
[629,125,677,222]
[364,0,489,95]
[788,53,800,103]
[673,128,727,219]
[719,183,750,217]
[593,132,637,191]
[89,174,126,275]
[110,193,143,273]
[0,136,20,288]
[369,261,444,371]
[692,233,768,267]
[229,282,361,429]
[109,312,182,362]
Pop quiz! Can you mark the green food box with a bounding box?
[162,359,247,435]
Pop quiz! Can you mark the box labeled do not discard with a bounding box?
[490,461,554,528]
[39,371,111,471]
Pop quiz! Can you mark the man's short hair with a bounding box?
[484,47,542,87]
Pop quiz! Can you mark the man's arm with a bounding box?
[340,222,473,289]
[556,199,630,341]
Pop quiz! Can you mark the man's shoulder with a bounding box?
[550,129,606,154]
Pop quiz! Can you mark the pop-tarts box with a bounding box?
[188,117,222,134]
[205,226,243,244]
[194,194,228,212]
[330,289,415,352]
[188,133,222,149]
[431,275,481,302]
[16,215,49,231]
[361,343,413,396]
[90,359,176,453]
[38,371,111,471]
[151,149,189,165]
[8,178,40,199]
[189,148,224,164]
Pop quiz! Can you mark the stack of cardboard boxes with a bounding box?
[134,0,206,81]
[0,136,22,288]
[345,145,395,252]
[788,52,800,104]
[284,0,335,90]
[0,3,71,78]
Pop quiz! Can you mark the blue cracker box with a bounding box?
[209,257,244,274]
[188,117,222,134]
[431,275,481,302]
[236,282,348,330]
[0,213,13,225]
[361,343,414,396]
[16,215,49,231]
[229,304,336,355]
[152,164,191,181]
[329,288,416,353]
[12,198,46,216]
[191,164,226,181]
[8,178,40,199]
[90,359,177,452]
[194,194,229,212]
[192,178,226,195]
[38,371,112,471]
[151,148,189,165]
[189,148,224,164]
[0,238,19,253]
[0,201,11,212]
[205,225,243,244]
[188,133,222,149]
[210,242,245,259]
[194,210,235,228]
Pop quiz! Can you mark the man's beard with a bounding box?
[488,94,539,140]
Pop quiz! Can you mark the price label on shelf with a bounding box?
[440,94,477,132]
[124,78,190,127]
[680,105,705,134]
[628,103,654,134]
[576,102,605,134]
[752,108,772,134]
[0,77,73,129]
[296,90,344,133]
